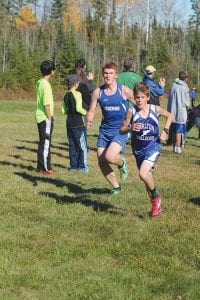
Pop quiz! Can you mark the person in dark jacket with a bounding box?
[62,74,89,172]
[70,58,94,111]
[143,65,165,105]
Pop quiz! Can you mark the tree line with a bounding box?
[0,0,199,96]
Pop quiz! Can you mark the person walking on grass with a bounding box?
[120,82,172,217]
[62,74,89,173]
[35,60,56,176]
[86,62,135,195]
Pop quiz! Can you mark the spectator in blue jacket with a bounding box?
[143,65,165,105]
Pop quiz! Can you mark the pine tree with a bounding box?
[189,0,200,84]
[51,0,67,21]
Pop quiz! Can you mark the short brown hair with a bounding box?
[134,82,150,97]
[102,62,119,74]
[123,58,135,71]
[179,71,188,81]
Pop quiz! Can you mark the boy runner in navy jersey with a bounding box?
[120,82,172,217]
[87,62,135,195]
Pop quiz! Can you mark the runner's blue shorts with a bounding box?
[97,131,128,153]
[133,145,161,169]
[172,123,186,134]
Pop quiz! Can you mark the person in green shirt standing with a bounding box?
[117,58,142,157]
[35,60,56,176]
[117,58,142,90]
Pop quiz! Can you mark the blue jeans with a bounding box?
[67,127,88,170]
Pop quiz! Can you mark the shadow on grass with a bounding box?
[39,191,122,214]
[189,197,200,206]
[186,136,200,141]
[88,146,97,152]
[0,160,35,171]
[8,156,67,170]
[16,139,69,151]
[188,144,200,148]
[15,146,67,158]
[16,139,38,145]
[14,171,110,195]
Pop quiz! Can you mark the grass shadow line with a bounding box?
[189,197,200,206]
[39,191,123,215]
[0,160,35,171]
[14,171,110,195]
[16,139,69,151]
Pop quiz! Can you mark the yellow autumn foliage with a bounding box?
[63,0,83,32]
[16,6,37,30]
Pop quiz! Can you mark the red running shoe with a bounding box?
[151,196,161,217]
[40,169,56,176]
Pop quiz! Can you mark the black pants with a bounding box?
[37,119,53,171]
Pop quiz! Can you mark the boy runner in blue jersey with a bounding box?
[87,62,135,195]
[120,82,172,217]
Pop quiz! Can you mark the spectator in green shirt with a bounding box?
[117,58,142,90]
[35,60,56,176]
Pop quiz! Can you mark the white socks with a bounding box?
[174,146,182,153]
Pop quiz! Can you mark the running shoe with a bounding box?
[79,167,89,173]
[118,157,128,181]
[150,196,161,217]
[110,187,121,196]
[40,169,56,176]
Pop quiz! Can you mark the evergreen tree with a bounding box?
[189,0,200,29]
[188,0,200,84]
[0,0,29,15]
[189,0,200,58]
[51,0,67,20]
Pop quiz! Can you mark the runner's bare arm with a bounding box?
[86,88,99,129]
[122,85,136,105]
[120,108,133,134]
[156,105,173,141]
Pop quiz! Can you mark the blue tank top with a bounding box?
[98,84,129,131]
[130,104,160,153]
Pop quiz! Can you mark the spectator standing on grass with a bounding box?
[35,60,56,176]
[117,58,142,153]
[70,58,94,111]
[117,58,142,90]
[167,71,190,154]
[120,82,172,217]
[62,74,89,173]
[86,62,135,195]
[143,65,165,106]
[190,88,197,108]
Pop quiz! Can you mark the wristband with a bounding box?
[163,128,169,134]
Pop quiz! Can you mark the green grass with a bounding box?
[0,100,200,300]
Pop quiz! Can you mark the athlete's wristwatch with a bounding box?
[163,128,169,134]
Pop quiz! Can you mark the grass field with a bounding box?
[0,100,200,300]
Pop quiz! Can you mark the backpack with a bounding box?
[148,92,160,106]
